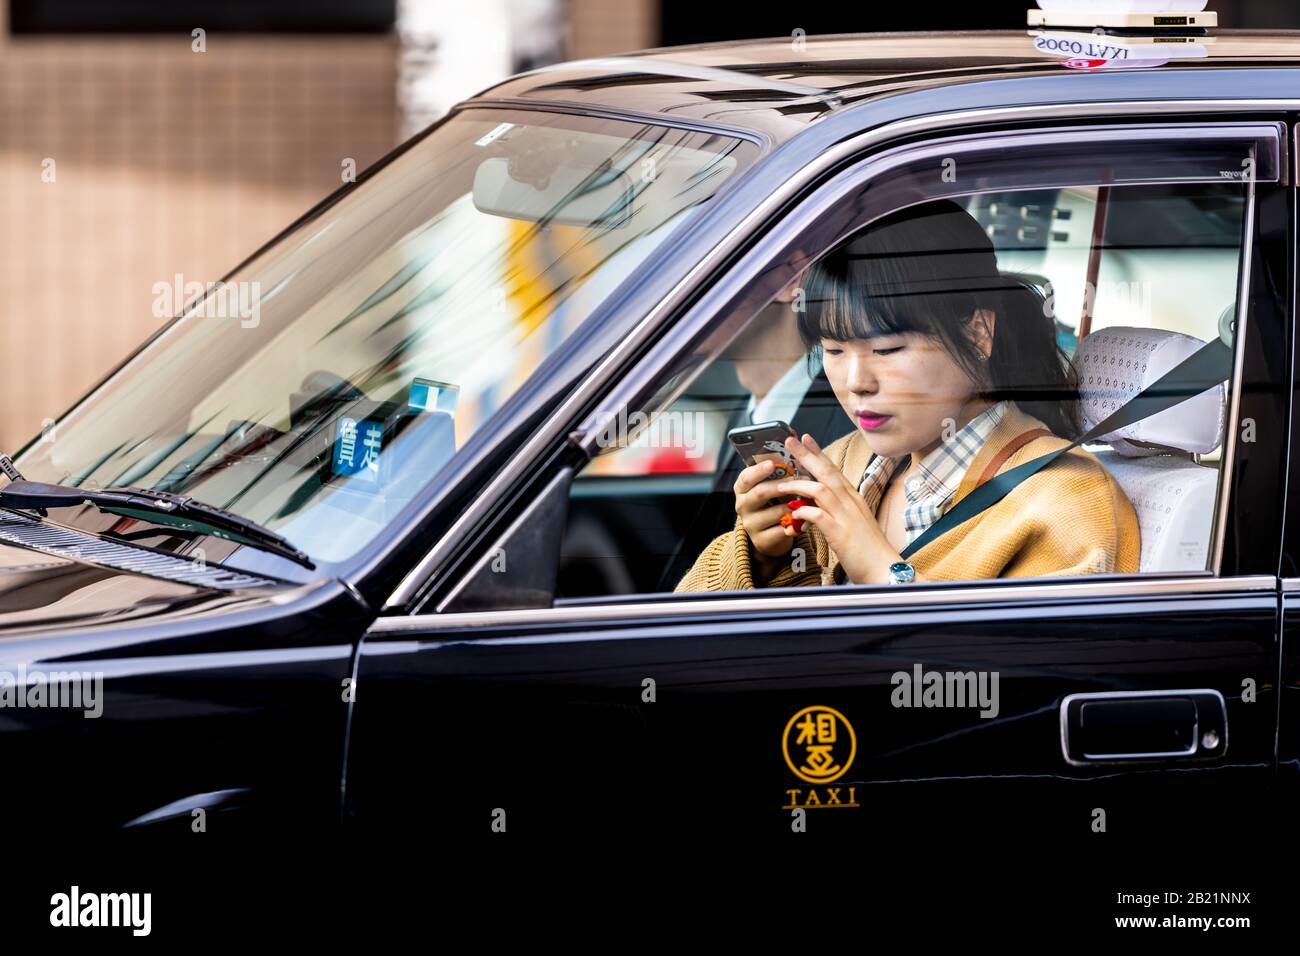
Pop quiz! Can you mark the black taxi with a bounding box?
[0,27,1297,897]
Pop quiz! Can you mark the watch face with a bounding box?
[888,561,916,583]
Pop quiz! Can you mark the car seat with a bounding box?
[1073,325,1227,572]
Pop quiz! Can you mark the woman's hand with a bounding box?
[734,459,798,578]
[776,433,906,586]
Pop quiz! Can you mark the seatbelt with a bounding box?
[898,336,1233,561]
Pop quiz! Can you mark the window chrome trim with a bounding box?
[371,574,1278,634]
[1213,171,1256,574]
[572,124,1270,586]
[453,96,772,150]
[1282,577,1300,592]
[1295,122,1300,187]
[385,98,1295,611]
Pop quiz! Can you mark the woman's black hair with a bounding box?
[797,199,1079,439]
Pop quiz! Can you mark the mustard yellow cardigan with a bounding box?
[675,404,1140,592]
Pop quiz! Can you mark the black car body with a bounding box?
[2,30,1299,869]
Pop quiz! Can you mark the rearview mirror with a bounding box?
[472,157,632,227]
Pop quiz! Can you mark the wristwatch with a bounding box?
[887,561,916,585]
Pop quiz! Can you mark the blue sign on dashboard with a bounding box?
[333,417,384,483]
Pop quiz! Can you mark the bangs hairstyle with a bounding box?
[796,199,1080,439]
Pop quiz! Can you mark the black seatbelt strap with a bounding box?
[898,336,1233,560]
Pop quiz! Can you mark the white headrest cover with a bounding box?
[1075,326,1226,458]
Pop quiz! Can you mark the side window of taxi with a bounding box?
[557,181,1248,599]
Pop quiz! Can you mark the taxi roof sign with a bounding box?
[1028,9,1217,30]
[1031,28,1213,69]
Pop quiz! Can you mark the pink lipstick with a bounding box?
[857,411,892,431]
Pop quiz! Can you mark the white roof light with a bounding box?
[1030,1,1216,29]
[1036,1,1208,10]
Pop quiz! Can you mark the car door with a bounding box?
[343,112,1288,857]
[1274,119,1300,852]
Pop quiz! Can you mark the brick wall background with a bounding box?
[569,0,655,62]
[0,19,400,451]
[0,1,654,453]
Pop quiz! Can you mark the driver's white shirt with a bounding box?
[744,356,818,426]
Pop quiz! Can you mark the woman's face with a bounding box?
[820,311,993,459]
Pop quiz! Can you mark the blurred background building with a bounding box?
[0,0,1296,451]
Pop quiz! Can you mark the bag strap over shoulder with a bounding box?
[973,427,1053,488]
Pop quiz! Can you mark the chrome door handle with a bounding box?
[1060,689,1227,766]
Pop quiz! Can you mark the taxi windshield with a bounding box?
[15,108,754,565]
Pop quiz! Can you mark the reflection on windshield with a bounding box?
[18,109,753,563]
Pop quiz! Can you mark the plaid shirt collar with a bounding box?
[857,400,1010,545]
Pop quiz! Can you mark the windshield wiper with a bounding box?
[0,478,314,569]
[0,455,45,517]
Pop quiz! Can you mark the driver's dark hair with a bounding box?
[797,198,1079,439]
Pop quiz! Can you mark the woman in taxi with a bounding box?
[676,199,1139,591]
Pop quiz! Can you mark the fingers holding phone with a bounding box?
[734,459,795,559]
[728,420,806,560]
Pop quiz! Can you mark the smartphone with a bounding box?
[727,419,805,480]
